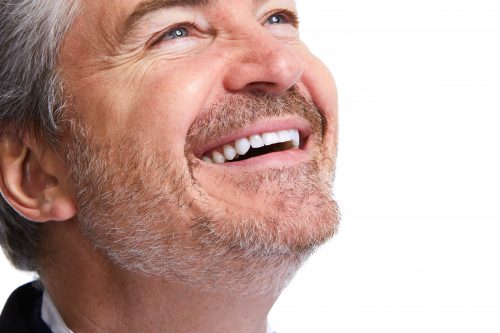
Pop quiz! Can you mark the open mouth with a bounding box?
[200,129,305,165]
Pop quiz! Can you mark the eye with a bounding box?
[264,10,299,28]
[164,27,189,40]
[151,22,197,46]
[267,14,287,25]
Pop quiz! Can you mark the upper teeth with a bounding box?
[202,129,300,164]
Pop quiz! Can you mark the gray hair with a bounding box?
[0,0,79,271]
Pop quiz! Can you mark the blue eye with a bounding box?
[165,27,189,40]
[267,14,287,25]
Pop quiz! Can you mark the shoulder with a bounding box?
[0,281,52,333]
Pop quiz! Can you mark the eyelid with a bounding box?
[263,9,300,28]
[147,21,197,48]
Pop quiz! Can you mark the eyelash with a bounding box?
[269,9,300,28]
[149,9,299,47]
[149,21,197,47]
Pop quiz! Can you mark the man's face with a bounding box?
[59,0,339,295]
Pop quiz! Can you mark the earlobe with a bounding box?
[0,136,77,223]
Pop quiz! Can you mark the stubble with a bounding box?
[63,87,339,296]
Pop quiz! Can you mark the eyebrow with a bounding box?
[122,0,212,39]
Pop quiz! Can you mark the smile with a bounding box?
[190,117,314,168]
[202,129,301,164]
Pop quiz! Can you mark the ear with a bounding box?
[0,135,77,223]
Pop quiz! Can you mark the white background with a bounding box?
[1,0,500,332]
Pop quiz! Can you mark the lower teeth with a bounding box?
[207,141,294,164]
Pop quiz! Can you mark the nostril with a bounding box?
[245,81,279,94]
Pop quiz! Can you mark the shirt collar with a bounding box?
[41,291,74,333]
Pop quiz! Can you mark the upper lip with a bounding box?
[191,117,313,159]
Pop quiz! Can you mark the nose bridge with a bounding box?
[222,24,304,95]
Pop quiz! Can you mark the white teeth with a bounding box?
[212,151,226,164]
[262,132,279,146]
[235,138,251,155]
[277,130,291,143]
[289,129,300,148]
[223,144,237,161]
[202,156,214,164]
[202,128,301,163]
[249,134,265,148]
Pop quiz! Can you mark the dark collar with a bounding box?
[0,281,53,333]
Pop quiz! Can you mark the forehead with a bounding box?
[78,0,277,29]
[81,0,211,25]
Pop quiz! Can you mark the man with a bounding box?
[0,0,339,332]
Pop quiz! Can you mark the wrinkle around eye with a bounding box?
[98,45,151,72]
[266,24,300,41]
[148,33,214,60]
[104,34,198,68]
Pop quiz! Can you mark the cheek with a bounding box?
[289,43,338,127]
[296,50,338,147]
[68,53,226,155]
[121,55,227,152]
[300,56,338,122]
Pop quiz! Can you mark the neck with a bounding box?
[39,220,277,333]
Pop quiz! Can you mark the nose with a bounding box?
[222,31,304,95]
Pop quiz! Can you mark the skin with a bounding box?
[0,0,338,332]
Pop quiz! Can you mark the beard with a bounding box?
[63,87,339,297]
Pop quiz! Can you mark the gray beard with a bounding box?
[62,90,339,297]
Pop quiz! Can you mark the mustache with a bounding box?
[185,86,326,153]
